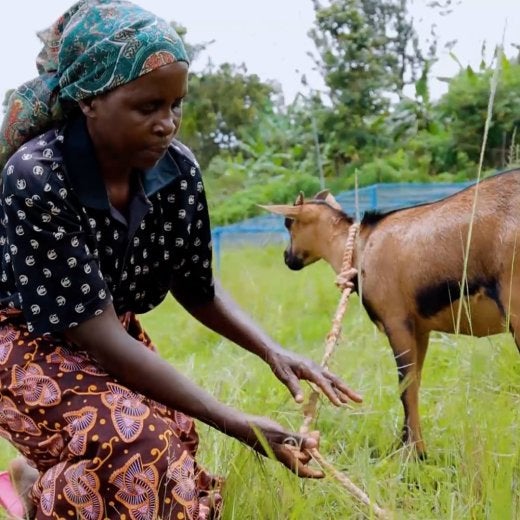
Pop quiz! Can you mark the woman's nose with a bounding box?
[153,114,176,137]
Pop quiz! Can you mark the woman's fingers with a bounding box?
[324,371,363,403]
[270,351,362,406]
[275,442,324,478]
[298,363,363,406]
[247,416,324,478]
[277,361,340,406]
[264,430,317,451]
[301,366,347,406]
[285,430,320,463]
[274,367,305,403]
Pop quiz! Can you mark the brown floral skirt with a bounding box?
[0,308,222,520]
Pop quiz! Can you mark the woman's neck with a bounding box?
[88,128,135,213]
[105,176,134,214]
[97,157,134,213]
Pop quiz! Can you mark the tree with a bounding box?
[167,22,279,170]
[179,63,278,169]
[2,89,14,114]
[201,95,327,224]
[437,56,520,169]
[308,0,429,170]
[170,22,213,64]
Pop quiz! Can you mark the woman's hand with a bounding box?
[266,350,363,406]
[233,414,324,478]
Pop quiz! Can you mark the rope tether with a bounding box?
[299,222,391,520]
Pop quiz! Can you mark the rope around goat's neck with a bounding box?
[300,222,360,433]
[298,222,391,520]
[335,222,360,292]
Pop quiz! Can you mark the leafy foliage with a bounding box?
[203,107,323,224]
[437,57,520,168]
[179,63,277,169]
[307,0,428,167]
[185,26,519,223]
[1,89,14,114]
[1,4,518,225]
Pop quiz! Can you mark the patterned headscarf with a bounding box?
[0,0,189,170]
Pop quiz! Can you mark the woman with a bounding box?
[0,1,362,518]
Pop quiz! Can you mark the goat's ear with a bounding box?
[325,193,342,211]
[314,189,330,200]
[257,204,302,219]
[294,191,305,206]
[315,189,342,211]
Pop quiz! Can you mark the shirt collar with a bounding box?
[62,115,182,209]
[63,115,109,210]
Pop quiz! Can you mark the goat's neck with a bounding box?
[324,219,355,274]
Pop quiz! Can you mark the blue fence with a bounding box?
[212,181,475,269]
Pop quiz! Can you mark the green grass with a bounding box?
[1,245,520,519]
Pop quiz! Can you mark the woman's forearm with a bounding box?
[172,279,283,361]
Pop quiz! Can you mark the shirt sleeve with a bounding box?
[169,163,215,306]
[2,157,112,335]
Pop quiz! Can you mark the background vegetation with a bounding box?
[175,0,520,224]
[2,1,519,225]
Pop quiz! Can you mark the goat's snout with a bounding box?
[284,248,304,270]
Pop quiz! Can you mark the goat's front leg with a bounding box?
[385,322,428,458]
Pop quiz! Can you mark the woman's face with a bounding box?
[81,61,188,171]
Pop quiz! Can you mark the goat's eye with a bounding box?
[284,217,293,230]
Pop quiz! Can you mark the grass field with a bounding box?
[1,245,520,519]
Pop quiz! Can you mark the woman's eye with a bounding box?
[138,104,156,115]
[137,100,182,115]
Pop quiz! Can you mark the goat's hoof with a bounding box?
[416,450,428,461]
[394,437,428,461]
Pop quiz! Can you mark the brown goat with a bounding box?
[261,169,520,457]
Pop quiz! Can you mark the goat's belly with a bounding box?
[423,295,505,336]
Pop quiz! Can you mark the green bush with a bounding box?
[208,173,321,225]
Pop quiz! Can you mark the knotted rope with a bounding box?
[299,222,391,519]
[300,222,359,435]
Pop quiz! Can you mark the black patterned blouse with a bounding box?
[0,116,214,335]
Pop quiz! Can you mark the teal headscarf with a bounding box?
[0,0,189,170]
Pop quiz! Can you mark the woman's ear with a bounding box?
[78,98,97,118]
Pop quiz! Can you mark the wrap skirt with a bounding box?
[0,308,222,520]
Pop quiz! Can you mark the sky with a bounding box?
[0,0,519,116]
